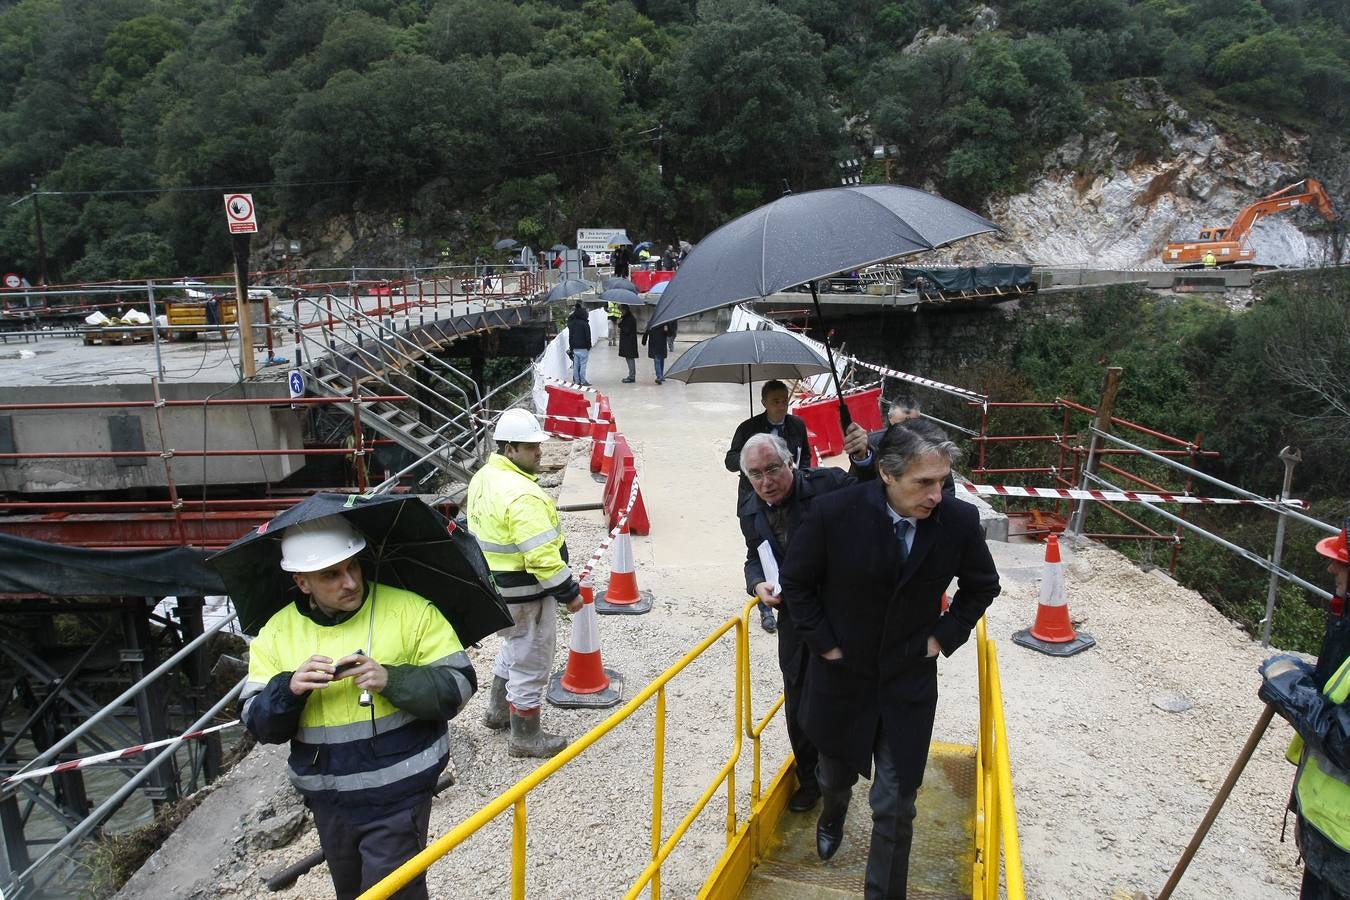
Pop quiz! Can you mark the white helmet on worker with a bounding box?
[493,408,549,443]
[279,515,367,573]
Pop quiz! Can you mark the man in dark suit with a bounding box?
[726,380,814,634]
[782,423,1000,899]
[737,429,875,814]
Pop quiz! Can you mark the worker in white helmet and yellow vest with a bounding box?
[469,408,583,757]
[241,515,475,900]
[1259,519,1350,897]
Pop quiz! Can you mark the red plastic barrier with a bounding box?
[807,431,821,468]
[630,269,675,293]
[844,386,884,433]
[544,384,589,438]
[602,436,650,535]
[589,399,614,473]
[792,399,843,458]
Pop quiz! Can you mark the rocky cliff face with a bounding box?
[943,79,1345,269]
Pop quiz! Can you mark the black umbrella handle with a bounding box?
[837,398,853,431]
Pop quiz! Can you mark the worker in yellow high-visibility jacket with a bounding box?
[468,409,583,758]
[1260,522,1350,897]
[242,515,475,900]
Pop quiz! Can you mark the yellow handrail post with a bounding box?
[652,686,666,900]
[512,798,527,900]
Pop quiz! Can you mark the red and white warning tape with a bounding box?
[575,472,642,584]
[540,374,598,394]
[959,482,1306,508]
[853,359,988,403]
[2,720,241,788]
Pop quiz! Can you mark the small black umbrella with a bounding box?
[647,185,997,425]
[599,287,643,306]
[665,328,832,414]
[209,492,511,643]
[547,279,595,303]
[493,238,519,250]
[603,276,638,293]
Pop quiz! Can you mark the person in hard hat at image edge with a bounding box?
[241,515,476,900]
[469,409,584,758]
[1258,519,1350,898]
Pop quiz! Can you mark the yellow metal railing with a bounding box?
[973,618,1026,899]
[358,602,751,900]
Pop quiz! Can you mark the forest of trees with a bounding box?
[0,0,1346,281]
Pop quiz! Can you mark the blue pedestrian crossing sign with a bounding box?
[288,369,305,399]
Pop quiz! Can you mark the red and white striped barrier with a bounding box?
[853,358,988,403]
[576,473,642,584]
[3,720,240,788]
[959,482,1306,508]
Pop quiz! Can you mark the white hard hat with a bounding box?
[279,515,367,573]
[493,408,549,443]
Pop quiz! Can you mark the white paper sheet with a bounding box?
[757,540,781,597]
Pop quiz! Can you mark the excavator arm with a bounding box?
[1226,178,1337,241]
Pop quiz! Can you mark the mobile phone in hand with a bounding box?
[334,650,365,676]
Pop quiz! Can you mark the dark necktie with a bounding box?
[895,519,911,565]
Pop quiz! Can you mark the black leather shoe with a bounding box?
[788,782,820,812]
[816,815,844,860]
[759,607,777,634]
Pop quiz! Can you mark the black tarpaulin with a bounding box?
[0,532,226,597]
[902,265,1032,292]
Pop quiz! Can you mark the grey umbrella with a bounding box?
[551,243,570,252]
[665,328,832,415]
[493,238,519,250]
[647,184,997,424]
[599,287,643,306]
[603,276,638,293]
[547,279,595,303]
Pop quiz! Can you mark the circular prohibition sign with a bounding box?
[225,194,254,223]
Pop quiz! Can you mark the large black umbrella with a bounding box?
[666,328,831,384]
[599,287,643,306]
[209,492,511,643]
[647,185,997,424]
[665,328,833,414]
[547,279,595,303]
[603,276,638,293]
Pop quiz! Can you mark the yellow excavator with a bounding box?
[1160,178,1338,267]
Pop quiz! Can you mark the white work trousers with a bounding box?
[492,598,557,711]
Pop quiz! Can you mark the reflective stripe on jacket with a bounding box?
[467,453,574,603]
[241,583,467,820]
[1296,654,1350,853]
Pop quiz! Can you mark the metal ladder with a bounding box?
[290,294,490,485]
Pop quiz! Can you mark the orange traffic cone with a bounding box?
[595,524,654,615]
[1013,535,1095,656]
[547,581,623,709]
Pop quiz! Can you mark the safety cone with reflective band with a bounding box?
[595,523,654,615]
[1013,535,1094,656]
[547,582,623,709]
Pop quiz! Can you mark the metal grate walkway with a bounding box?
[738,742,977,899]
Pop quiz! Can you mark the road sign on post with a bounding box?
[223,193,258,234]
[2,273,21,290]
[288,369,306,409]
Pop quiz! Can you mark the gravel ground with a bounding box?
[119,354,1312,900]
